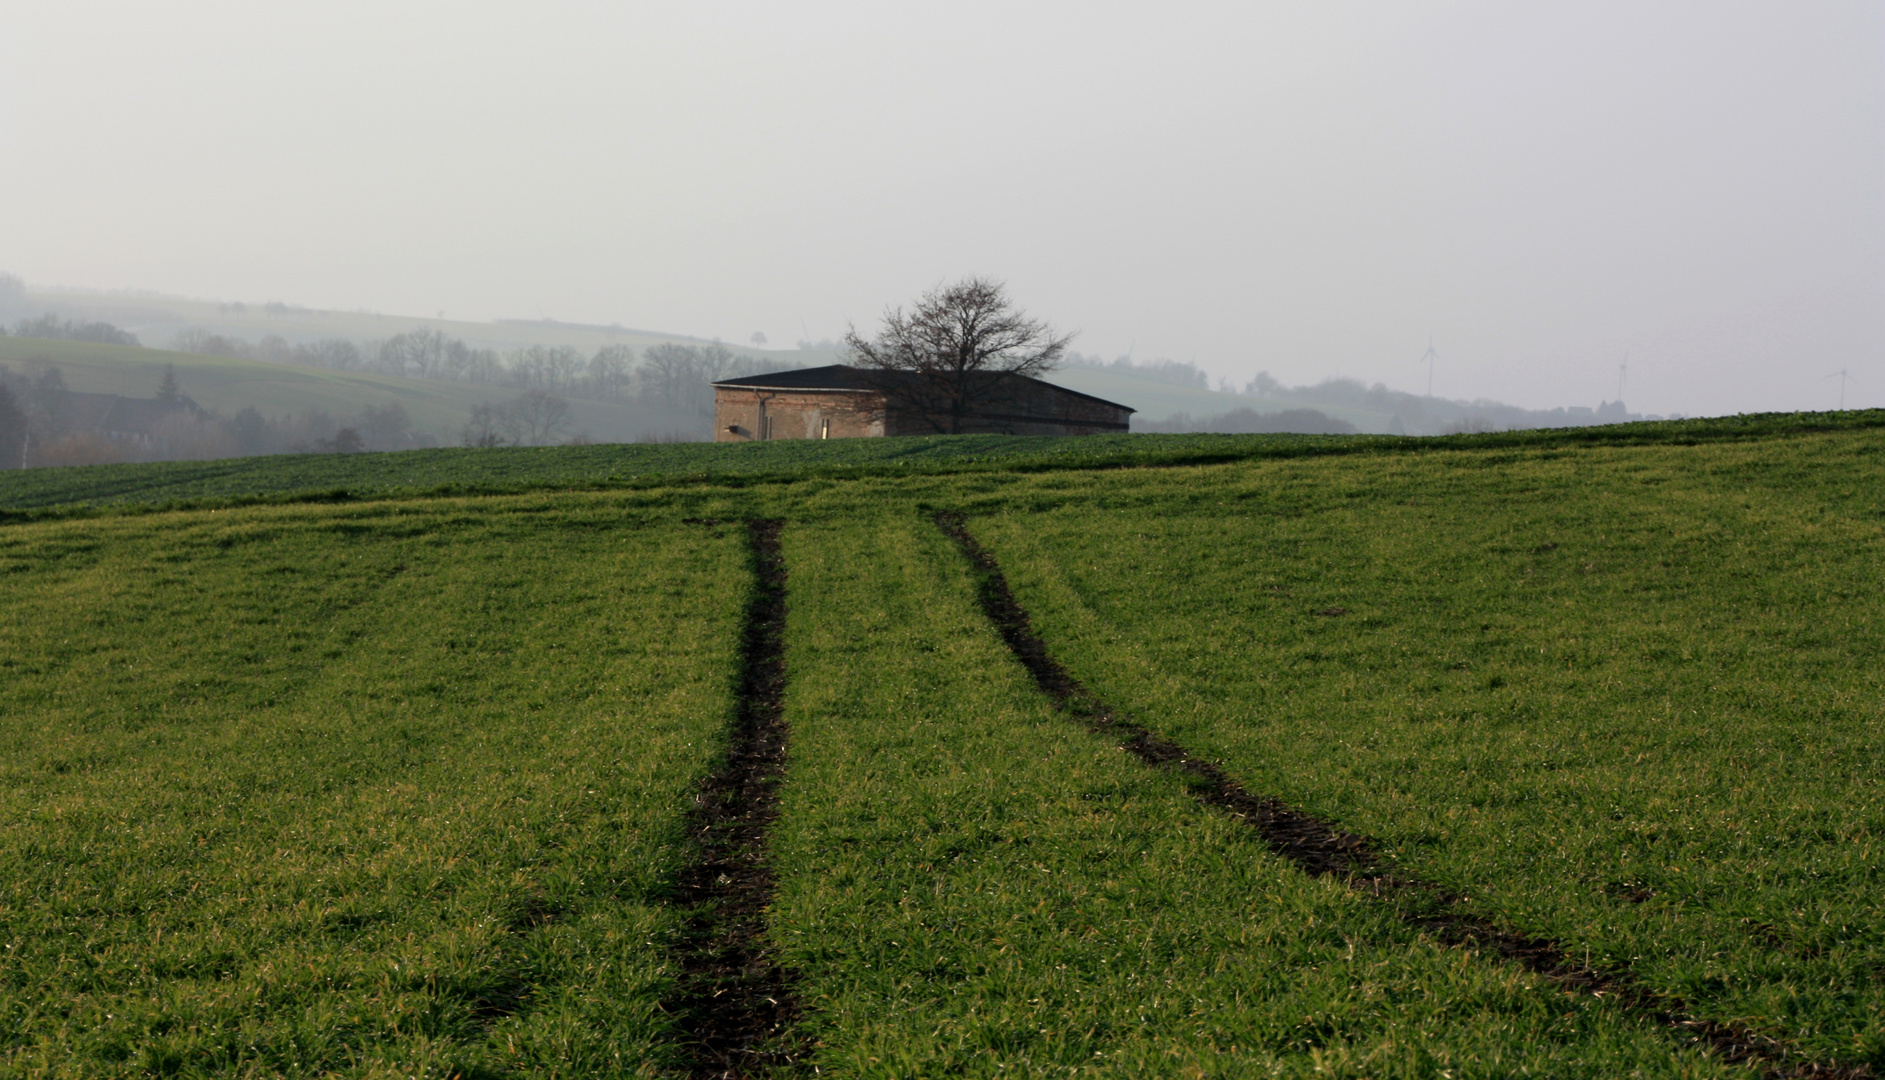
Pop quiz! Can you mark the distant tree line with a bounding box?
[1075,353,1661,435]
[1234,373,1648,435]
[2,314,141,347]
[1063,351,1212,389]
[1135,407,1356,435]
[0,361,435,470]
[166,327,786,426]
[0,319,788,465]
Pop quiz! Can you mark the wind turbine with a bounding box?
[1825,368,1858,411]
[1617,353,1629,402]
[1418,336,1439,397]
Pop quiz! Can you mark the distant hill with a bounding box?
[0,336,681,448]
[1047,366,1395,431]
[14,288,780,361]
[6,287,1660,441]
[1053,358,1658,435]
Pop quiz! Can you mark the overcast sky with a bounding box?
[3,2,1880,416]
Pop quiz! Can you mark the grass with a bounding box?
[763,515,1740,1077]
[0,413,1880,1075]
[968,426,1885,1067]
[0,496,749,1076]
[3,409,1880,522]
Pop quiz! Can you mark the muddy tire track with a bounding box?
[935,511,1867,1080]
[665,519,803,1079]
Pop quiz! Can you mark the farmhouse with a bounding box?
[711,364,1133,441]
[62,392,205,450]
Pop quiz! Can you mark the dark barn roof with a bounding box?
[712,365,880,392]
[712,364,1133,413]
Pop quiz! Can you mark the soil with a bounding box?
[934,511,1869,1080]
[664,519,805,1079]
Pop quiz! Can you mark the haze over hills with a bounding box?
[4,280,1666,467]
[12,286,775,363]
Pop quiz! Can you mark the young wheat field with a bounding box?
[0,416,1878,1078]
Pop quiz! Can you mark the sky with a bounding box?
[2,1,1880,417]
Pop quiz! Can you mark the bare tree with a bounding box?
[293,338,364,371]
[509,345,550,391]
[589,345,635,400]
[542,346,585,392]
[0,272,26,317]
[640,343,701,409]
[442,341,497,384]
[844,276,1073,434]
[696,342,738,382]
[379,329,448,378]
[461,403,510,447]
[505,389,573,445]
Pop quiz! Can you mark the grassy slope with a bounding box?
[0,496,747,1076]
[970,429,1885,1065]
[0,337,675,444]
[3,410,1880,521]
[1,415,1880,1074]
[768,516,1733,1077]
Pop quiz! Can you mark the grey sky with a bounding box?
[3,1,1880,416]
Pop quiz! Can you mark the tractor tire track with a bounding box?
[935,511,1867,1080]
[665,519,804,1079]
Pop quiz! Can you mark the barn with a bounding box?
[711,364,1133,442]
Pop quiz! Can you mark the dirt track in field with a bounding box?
[935,511,1869,1080]
[665,519,804,1079]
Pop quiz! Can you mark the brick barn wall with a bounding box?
[714,377,1131,441]
[714,388,886,442]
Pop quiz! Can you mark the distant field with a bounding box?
[0,414,1880,1075]
[0,336,676,444]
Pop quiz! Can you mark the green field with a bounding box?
[0,417,1880,1076]
[2,410,1877,522]
[0,498,749,1075]
[968,431,1885,1066]
[767,518,1739,1076]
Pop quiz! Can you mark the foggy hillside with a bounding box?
[1,279,1682,469]
[1055,355,1661,435]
